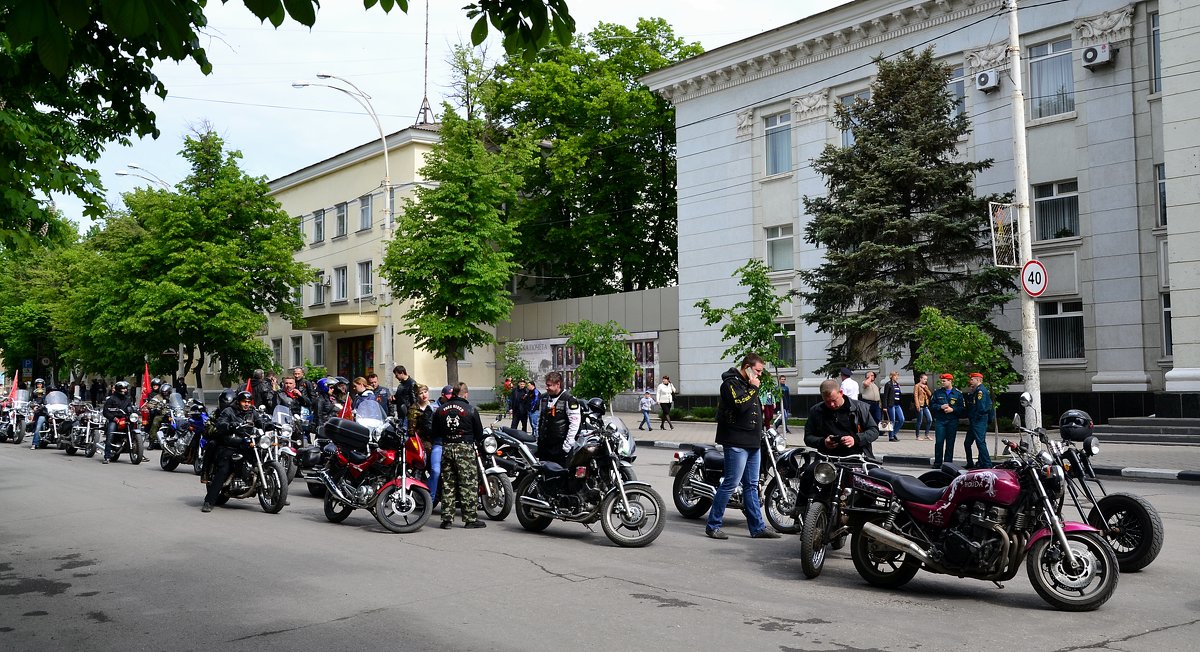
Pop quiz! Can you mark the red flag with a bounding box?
[139,363,151,408]
[338,397,353,420]
[245,377,255,404]
[4,370,18,405]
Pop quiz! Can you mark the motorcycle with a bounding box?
[313,399,433,533]
[513,398,666,547]
[265,406,299,483]
[797,453,884,578]
[920,394,1163,573]
[34,390,74,449]
[186,399,210,475]
[105,408,144,464]
[207,419,289,514]
[669,416,803,534]
[849,429,1120,611]
[458,428,515,521]
[1,390,29,445]
[157,393,207,473]
[65,402,103,457]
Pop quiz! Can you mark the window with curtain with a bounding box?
[291,336,302,367]
[335,203,348,237]
[1162,293,1173,356]
[766,225,794,271]
[765,112,791,175]
[312,334,325,368]
[1029,38,1074,119]
[1150,13,1162,94]
[1038,300,1084,359]
[333,266,348,301]
[357,261,373,297]
[1034,180,1079,240]
[839,90,870,147]
[1156,163,1167,226]
[359,194,372,231]
[312,209,325,243]
[947,65,966,120]
[775,323,796,367]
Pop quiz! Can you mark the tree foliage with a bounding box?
[0,0,575,247]
[797,48,1018,375]
[911,307,1019,402]
[483,18,703,299]
[695,259,789,390]
[381,104,525,385]
[558,320,637,403]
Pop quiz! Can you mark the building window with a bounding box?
[293,285,303,307]
[333,266,348,301]
[1162,293,1173,356]
[947,65,966,120]
[765,112,791,175]
[291,336,302,367]
[1034,180,1079,240]
[335,202,348,237]
[839,90,870,147]
[1038,300,1084,360]
[312,209,325,243]
[312,273,326,305]
[312,334,325,368]
[775,322,796,367]
[1156,163,1167,226]
[1150,12,1162,94]
[357,261,373,297]
[271,338,283,368]
[766,225,794,272]
[359,194,373,231]
[1029,38,1074,119]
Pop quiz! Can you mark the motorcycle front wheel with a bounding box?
[800,502,831,578]
[128,436,142,465]
[1088,492,1164,572]
[85,440,97,458]
[13,421,25,445]
[374,484,432,533]
[850,520,921,588]
[283,456,298,484]
[257,461,288,514]
[764,475,803,534]
[671,458,712,519]
[65,444,78,456]
[480,473,514,521]
[160,450,180,472]
[600,485,666,548]
[514,474,553,532]
[1027,530,1119,611]
[324,494,354,523]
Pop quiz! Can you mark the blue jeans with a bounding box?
[887,405,905,440]
[638,410,652,430]
[32,416,46,446]
[706,446,767,535]
[104,421,118,460]
[428,440,444,502]
[915,407,933,437]
[529,411,539,436]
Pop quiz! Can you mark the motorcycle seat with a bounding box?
[537,461,570,478]
[868,467,946,504]
[702,448,725,471]
[345,449,370,464]
[498,426,537,444]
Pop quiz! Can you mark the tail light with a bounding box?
[574,466,587,478]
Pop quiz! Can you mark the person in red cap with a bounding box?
[963,372,993,468]
[929,373,964,468]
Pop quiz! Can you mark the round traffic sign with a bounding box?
[1021,259,1048,297]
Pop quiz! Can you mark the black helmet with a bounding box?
[334,376,349,386]
[586,397,606,416]
[218,388,237,411]
[150,377,162,387]
[235,390,254,403]
[159,384,172,396]
[34,378,44,385]
[1059,409,1094,442]
[114,381,130,394]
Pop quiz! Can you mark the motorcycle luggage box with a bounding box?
[321,418,370,451]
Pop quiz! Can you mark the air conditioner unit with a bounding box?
[1082,43,1114,69]
[975,69,1000,93]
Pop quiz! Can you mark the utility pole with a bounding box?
[1007,0,1042,425]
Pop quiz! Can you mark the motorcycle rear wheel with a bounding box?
[374,484,432,533]
[600,485,666,548]
[307,481,327,498]
[480,473,514,521]
[324,493,354,523]
[514,474,553,532]
[1088,492,1163,573]
[160,451,180,472]
[671,458,712,520]
[850,521,921,588]
[65,444,78,456]
[1027,530,1119,611]
[800,502,831,579]
[764,475,803,534]
[257,461,288,514]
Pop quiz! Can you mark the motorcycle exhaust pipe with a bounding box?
[687,477,716,500]
[861,522,936,568]
[314,469,354,506]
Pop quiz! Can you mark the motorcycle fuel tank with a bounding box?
[908,468,1022,528]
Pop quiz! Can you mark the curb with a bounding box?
[634,439,1200,484]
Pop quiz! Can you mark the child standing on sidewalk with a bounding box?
[638,390,655,430]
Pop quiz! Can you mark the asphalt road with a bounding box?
[2,443,1198,651]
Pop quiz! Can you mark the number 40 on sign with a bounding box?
[1021,259,1048,297]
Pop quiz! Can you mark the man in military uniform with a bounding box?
[930,373,964,469]
[535,371,580,467]
[963,372,993,469]
[432,382,485,529]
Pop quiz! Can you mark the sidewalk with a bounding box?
[616,411,1200,484]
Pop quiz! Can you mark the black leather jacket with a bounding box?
[804,397,879,456]
[215,405,269,448]
[102,393,135,421]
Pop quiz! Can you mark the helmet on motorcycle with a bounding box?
[159,384,172,396]
[217,388,237,411]
[235,390,254,404]
[586,397,606,416]
[114,381,130,394]
[1058,409,1094,442]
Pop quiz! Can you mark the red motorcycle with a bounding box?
[313,399,432,533]
[848,435,1119,611]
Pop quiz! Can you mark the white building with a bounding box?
[643,0,1199,419]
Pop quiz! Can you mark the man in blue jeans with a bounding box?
[706,352,780,540]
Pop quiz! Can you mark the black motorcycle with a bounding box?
[105,408,144,464]
[797,453,884,578]
[208,421,289,514]
[65,402,102,457]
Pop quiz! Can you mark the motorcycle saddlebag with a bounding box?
[321,418,370,452]
[298,445,323,467]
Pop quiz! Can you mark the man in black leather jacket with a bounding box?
[101,381,136,464]
[535,371,580,467]
[202,390,268,512]
[804,378,879,457]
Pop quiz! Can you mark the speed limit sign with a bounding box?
[1021,260,1048,297]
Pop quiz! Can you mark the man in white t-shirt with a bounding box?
[839,367,859,401]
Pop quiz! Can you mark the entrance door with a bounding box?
[336,335,375,379]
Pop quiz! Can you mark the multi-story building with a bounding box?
[262,123,498,396]
[643,0,1199,419]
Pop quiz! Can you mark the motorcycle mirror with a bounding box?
[258,404,267,413]
[1012,413,1022,429]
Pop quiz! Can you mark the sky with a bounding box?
[57,0,853,225]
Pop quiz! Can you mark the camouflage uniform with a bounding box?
[439,442,479,524]
[146,394,169,442]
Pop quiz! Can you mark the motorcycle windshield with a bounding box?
[355,400,386,431]
[169,393,186,411]
[45,391,70,407]
[271,405,293,427]
[14,389,29,407]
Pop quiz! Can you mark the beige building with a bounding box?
[259,124,497,395]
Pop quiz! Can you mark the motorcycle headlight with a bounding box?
[618,435,633,457]
[1084,435,1100,457]
[130,414,141,424]
[482,435,498,455]
[813,461,837,485]
[1042,463,1065,484]
[258,434,272,449]
[1036,450,1054,466]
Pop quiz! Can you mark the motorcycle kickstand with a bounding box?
[992,581,1004,589]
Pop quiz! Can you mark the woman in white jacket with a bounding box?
[655,376,677,430]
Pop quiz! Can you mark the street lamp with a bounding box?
[115,168,171,190]
[294,74,395,373]
[127,163,173,188]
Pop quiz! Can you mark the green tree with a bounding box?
[381,104,525,385]
[496,341,535,396]
[0,0,574,246]
[484,18,703,299]
[558,320,637,403]
[911,306,1019,411]
[696,259,790,389]
[797,48,1017,375]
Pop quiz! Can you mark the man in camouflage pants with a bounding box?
[432,382,485,529]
